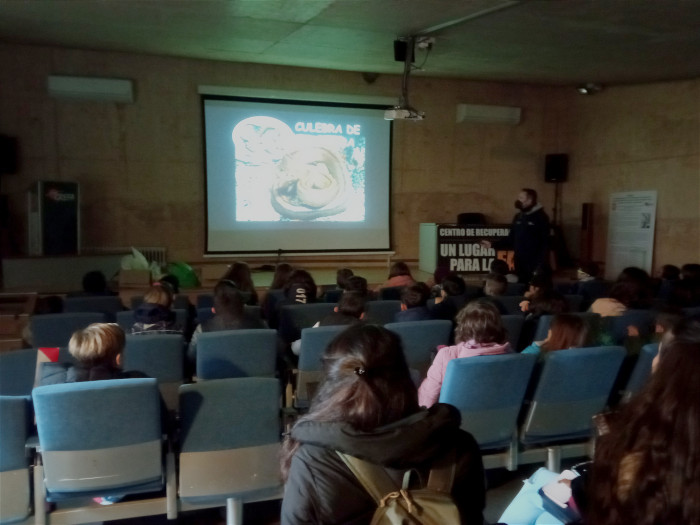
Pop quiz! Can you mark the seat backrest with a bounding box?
[0,395,31,523]
[124,334,185,409]
[505,283,527,296]
[364,300,402,325]
[576,280,612,307]
[378,286,404,301]
[606,309,655,345]
[32,378,162,493]
[623,343,659,399]
[116,310,135,332]
[295,325,347,408]
[564,294,584,312]
[31,312,106,347]
[179,377,282,499]
[63,295,124,321]
[196,329,277,380]
[385,320,452,371]
[196,294,214,309]
[533,312,600,343]
[497,296,526,315]
[501,315,525,351]
[117,309,187,333]
[298,325,347,371]
[683,306,700,317]
[521,346,626,445]
[279,303,335,342]
[196,306,214,325]
[322,288,343,303]
[439,354,537,450]
[0,348,37,396]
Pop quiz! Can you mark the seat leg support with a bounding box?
[226,497,243,525]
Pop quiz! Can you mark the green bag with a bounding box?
[337,450,460,525]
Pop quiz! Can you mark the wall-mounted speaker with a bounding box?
[545,153,568,183]
[0,135,18,174]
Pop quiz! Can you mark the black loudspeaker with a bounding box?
[545,153,568,183]
[0,135,18,174]
[457,213,486,225]
[393,40,415,63]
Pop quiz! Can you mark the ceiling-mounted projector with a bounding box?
[385,36,426,121]
[384,106,425,121]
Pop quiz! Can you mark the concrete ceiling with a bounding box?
[2,0,700,86]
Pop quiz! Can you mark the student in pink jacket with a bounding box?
[418,299,512,407]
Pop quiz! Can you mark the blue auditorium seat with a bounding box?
[295,325,348,409]
[519,346,626,470]
[31,312,106,348]
[385,319,452,377]
[124,333,185,410]
[32,378,175,524]
[439,353,537,470]
[0,395,32,524]
[196,329,277,380]
[178,377,283,524]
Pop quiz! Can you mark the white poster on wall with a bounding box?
[605,190,657,279]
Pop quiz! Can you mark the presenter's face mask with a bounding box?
[515,191,534,211]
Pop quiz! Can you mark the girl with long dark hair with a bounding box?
[280,324,485,525]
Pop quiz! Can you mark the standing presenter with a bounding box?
[482,188,550,283]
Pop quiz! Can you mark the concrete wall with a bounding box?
[1,43,698,272]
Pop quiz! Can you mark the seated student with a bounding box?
[482,273,509,315]
[322,267,354,302]
[188,280,266,361]
[672,262,700,307]
[131,283,183,335]
[519,289,569,349]
[429,273,469,321]
[490,258,518,284]
[426,265,451,299]
[290,291,366,355]
[498,316,700,525]
[344,275,370,298]
[280,324,486,525]
[38,322,167,506]
[280,269,318,306]
[268,269,319,330]
[67,270,115,297]
[222,261,259,305]
[335,267,354,290]
[39,323,148,385]
[394,283,433,322]
[418,300,512,407]
[590,266,653,316]
[374,261,415,292]
[521,313,587,356]
[261,262,295,323]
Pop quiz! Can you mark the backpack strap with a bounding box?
[337,452,399,504]
[425,448,456,494]
[337,447,457,500]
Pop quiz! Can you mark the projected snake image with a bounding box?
[270,147,350,220]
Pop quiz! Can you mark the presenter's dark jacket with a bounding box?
[281,403,485,525]
[495,204,550,281]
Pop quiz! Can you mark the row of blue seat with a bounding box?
[1,340,660,524]
[439,343,659,472]
[1,377,282,525]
